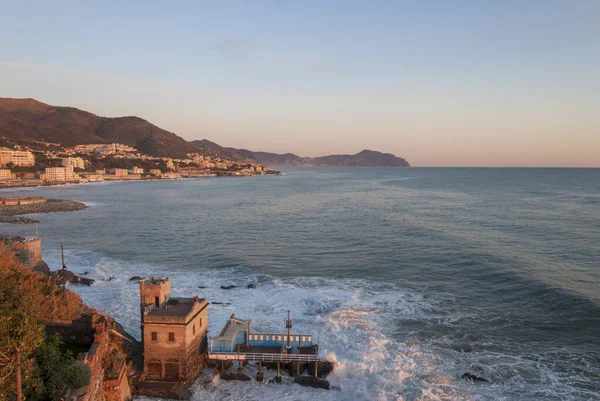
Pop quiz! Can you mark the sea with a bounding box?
[1,167,599,401]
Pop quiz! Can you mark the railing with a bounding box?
[208,352,319,362]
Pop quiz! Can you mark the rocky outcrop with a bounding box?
[462,372,488,383]
[0,199,88,216]
[294,376,330,389]
[50,268,95,286]
[0,216,40,224]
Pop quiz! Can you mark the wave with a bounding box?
[45,248,599,401]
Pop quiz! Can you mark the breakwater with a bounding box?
[0,199,88,216]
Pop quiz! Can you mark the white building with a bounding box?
[0,148,35,167]
[62,157,85,169]
[113,168,129,178]
[0,169,13,179]
[42,166,79,182]
[131,166,145,175]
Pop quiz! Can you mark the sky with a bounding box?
[0,0,599,167]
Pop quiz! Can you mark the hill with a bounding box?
[0,98,197,158]
[0,98,410,166]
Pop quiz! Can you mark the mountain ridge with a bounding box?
[0,98,409,167]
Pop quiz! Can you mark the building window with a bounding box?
[278,335,282,341]
[302,336,306,342]
[260,335,263,341]
[295,336,299,342]
[151,332,157,341]
[169,332,175,342]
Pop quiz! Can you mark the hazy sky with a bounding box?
[1,1,599,167]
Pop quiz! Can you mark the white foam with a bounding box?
[46,249,596,401]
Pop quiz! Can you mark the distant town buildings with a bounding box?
[41,166,80,182]
[149,169,162,176]
[69,143,138,156]
[113,168,129,178]
[131,166,144,175]
[0,147,35,166]
[62,157,85,169]
[0,169,13,180]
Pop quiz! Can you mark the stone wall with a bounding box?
[0,236,42,268]
[0,197,46,206]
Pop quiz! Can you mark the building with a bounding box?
[0,236,42,269]
[131,166,145,175]
[149,169,162,176]
[62,157,85,169]
[42,166,80,182]
[0,147,35,166]
[113,169,128,178]
[140,277,209,382]
[0,169,13,179]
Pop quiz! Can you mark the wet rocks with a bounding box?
[0,199,88,216]
[220,285,236,290]
[309,361,335,378]
[0,216,40,224]
[247,283,256,289]
[105,276,117,282]
[462,372,488,383]
[221,372,251,381]
[50,269,95,286]
[211,302,232,306]
[294,376,330,390]
[129,276,144,282]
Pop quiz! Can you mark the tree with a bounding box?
[0,312,44,401]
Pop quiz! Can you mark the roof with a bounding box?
[216,315,252,340]
[146,297,205,318]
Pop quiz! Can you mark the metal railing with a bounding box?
[208,351,319,362]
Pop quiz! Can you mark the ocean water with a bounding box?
[1,168,599,401]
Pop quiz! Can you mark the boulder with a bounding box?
[247,283,256,289]
[129,276,144,282]
[462,372,488,383]
[294,376,330,390]
[104,276,117,282]
[220,285,236,290]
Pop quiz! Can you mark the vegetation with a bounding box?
[0,246,94,400]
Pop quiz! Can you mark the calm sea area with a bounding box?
[1,167,598,401]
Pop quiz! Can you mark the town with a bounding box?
[0,141,277,187]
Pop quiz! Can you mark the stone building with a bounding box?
[0,236,42,268]
[140,277,209,382]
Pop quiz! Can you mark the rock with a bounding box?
[81,271,90,275]
[462,372,488,383]
[50,269,95,286]
[211,302,232,306]
[220,285,236,290]
[247,283,256,289]
[198,286,207,289]
[0,216,40,224]
[221,373,251,381]
[129,276,144,282]
[256,372,264,382]
[274,376,282,383]
[294,376,330,390]
[32,261,50,275]
[104,276,117,282]
[309,361,335,378]
[268,379,275,384]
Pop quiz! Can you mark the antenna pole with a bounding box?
[61,244,66,269]
[286,310,292,348]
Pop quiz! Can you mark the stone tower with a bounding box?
[139,277,171,339]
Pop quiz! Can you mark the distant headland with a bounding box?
[0,98,410,168]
